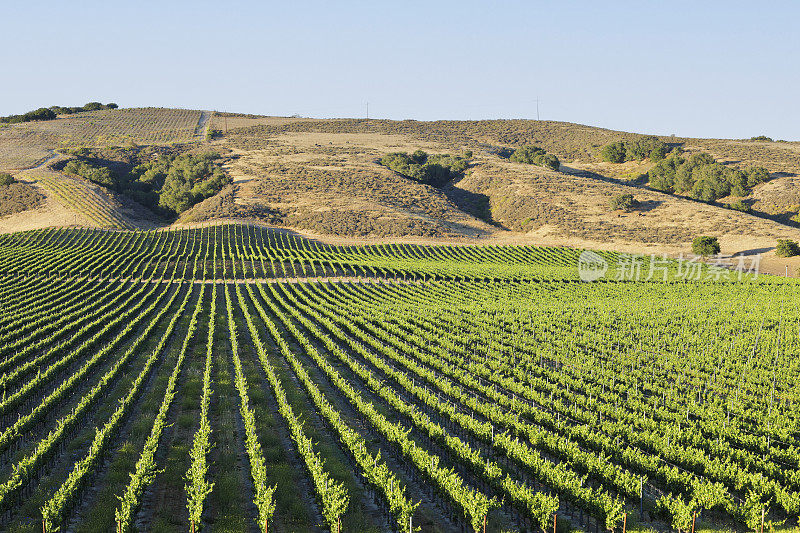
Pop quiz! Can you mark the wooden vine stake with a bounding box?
[622,513,627,533]
[760,508,765,533]
[483,514,487,533]
[691,511,696,533]
[553,512,557,533]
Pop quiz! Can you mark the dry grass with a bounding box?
[4,111,800,272]
[0,108,204,171]
[0,126,60,170]
[0,182,45,217]
[182,132,492,237]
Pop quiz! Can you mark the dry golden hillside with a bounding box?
[3,108,800,274]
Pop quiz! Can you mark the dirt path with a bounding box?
[194,111,213,138]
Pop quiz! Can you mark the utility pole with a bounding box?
[536,97,540,120]
[366,102,369,119]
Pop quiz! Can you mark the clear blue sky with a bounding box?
[2,0,798,140]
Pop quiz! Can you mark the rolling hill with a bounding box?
[2,106,800,274]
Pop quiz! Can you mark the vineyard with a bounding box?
[0,224,796,533]
[0,108,204,171]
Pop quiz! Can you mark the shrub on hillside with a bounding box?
[510,145,545,164]
[600,141,627,163]
[509,145,560,171]
[647,151,769,203]
[379,150,469,187]
[0,107,57,124]
[62,151,230,217]
[610,193,638,212]
[692,236,721,258]
[129,152,230,215]
[776,239,800,258]
[600,136,669,163]
[63,160,117,188]
[725,200,751,213]
[0,173,14,186]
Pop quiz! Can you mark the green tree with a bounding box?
[0,173,14,186]
[647,155,683,192]
[379,151,469,187]
[776,239,800,258]
[649,144,669,161]
[510,146,559,170]
[626,136,666,160]
[411,149,428,164]
[692,236,721,258]
[536,153,561,171]
[600,141,626,163]
[610,193,638,211]
[726,200,751,213]
[746,167,769,187]
[510,145,546,164]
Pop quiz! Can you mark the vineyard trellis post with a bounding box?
[623,512,627,533]
[639,477,643,518]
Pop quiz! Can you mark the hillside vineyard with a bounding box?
[0,224,796,532]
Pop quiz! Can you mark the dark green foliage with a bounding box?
[0,173,14,186]
[599,142,627,163]
[0,108,56,124]
[411,149,428,164]
[625,136,666,161]
[692,236,721,258]
[746,167,769,187]
[646,151,769,202]
[750,136,773,142]
[647,155,685,193]
[2,102,118,123]
[610,193,638,211]
[725,200,751,213]
[649,144,669,162]
[379,150,469,187]
[129,153,230,215]
[509,145,545,164]
[600,136,669,163]
[63,152,230,217]
[509,145,560,171]
[776,239,800,258]
[63,160,117,188]
[691,163,732,202]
